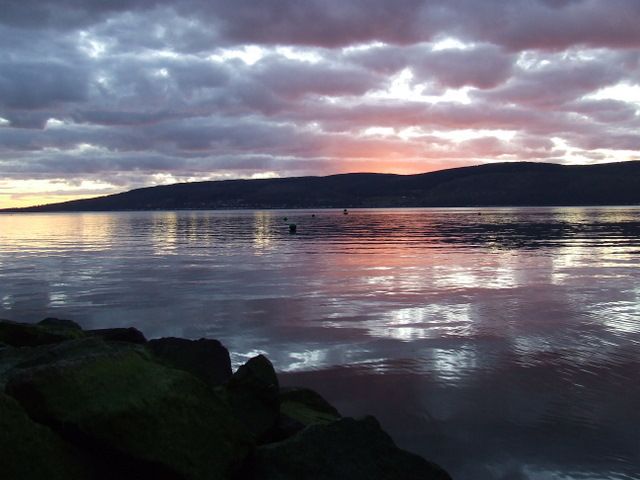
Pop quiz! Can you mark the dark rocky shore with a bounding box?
[0,318,451,480]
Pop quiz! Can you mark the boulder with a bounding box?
[6,348,252,480]
[0,319,84,347]
[5,337,145,371]
[0,392,89,480]
[1,344,34,389]
[86,327,147,344]
[230,354,279,394]
[148,337,231,386]
[279,387,340,427]
[270,388,341,441]
[38,317,83,331]
[227,354,280,442]
[252,416,452,480]
[271,414,307,442]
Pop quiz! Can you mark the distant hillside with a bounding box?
[4,161,640,212]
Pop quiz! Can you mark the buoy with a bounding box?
[284,217,288,221]
[289,223,297,233]
[343,208,348,215]
[312,214,315,218]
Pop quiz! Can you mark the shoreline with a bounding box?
[3,203,640,214]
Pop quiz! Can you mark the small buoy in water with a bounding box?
[477,212,482,216]
[343,208,348,215]
[312,214,315,218]
[284,217,288,221]
[289,223,297,233]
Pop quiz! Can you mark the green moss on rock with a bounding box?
[86,327,147,344]
[6,349,252,480]
[0,392,89,480]
[0,319,84,347]
[279,387,340,427]
[253,416,452,480]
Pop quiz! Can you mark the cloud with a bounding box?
[1,0,640,203]
[476,51,634,107]
[181,0,640,51]
[347,44,515,89]
[0,60,89,110]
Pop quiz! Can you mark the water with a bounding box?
[1,207,639,479]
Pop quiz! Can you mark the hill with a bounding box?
[4,161,640,212]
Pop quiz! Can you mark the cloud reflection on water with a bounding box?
[1,207,639,479]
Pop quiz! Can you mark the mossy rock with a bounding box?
[227,355,280,442]
[86,327,147,344]
[38,317,83,331]
[6,349,252,480]
[148,337,231,386]
[279,387,340,427]
[0,319,84,347]
[253,416,452,480]
[2,336,116,389]
[0,392,89,480]
[0,344,35,389]
[4,337,149,376]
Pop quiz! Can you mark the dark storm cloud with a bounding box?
[1,0,640,203]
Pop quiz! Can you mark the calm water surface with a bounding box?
[1,208,639,479]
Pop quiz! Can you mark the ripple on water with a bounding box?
[1,207,640,479]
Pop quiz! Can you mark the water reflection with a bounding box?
[253,211,275,252]
[1,207,639,479]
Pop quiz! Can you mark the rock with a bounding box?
[272,414,306,442]
[2,337,147,390]
[86,327,147,344]
[38,317,83,331]
[231,354,279,393]
[271,388,341,441]
[6,337,145,371]
[279,387,340,427]
[252,416,452,480]
[1,344,34,389]
[227,355,280,442]
[148,337,232,387]
[0,319,84,347]
[6,348,252,480]
[0,392,89,480]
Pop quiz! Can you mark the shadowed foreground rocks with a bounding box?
[0,318,452,480]
[253,416,450,480]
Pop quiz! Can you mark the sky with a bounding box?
[1,0,640,208]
